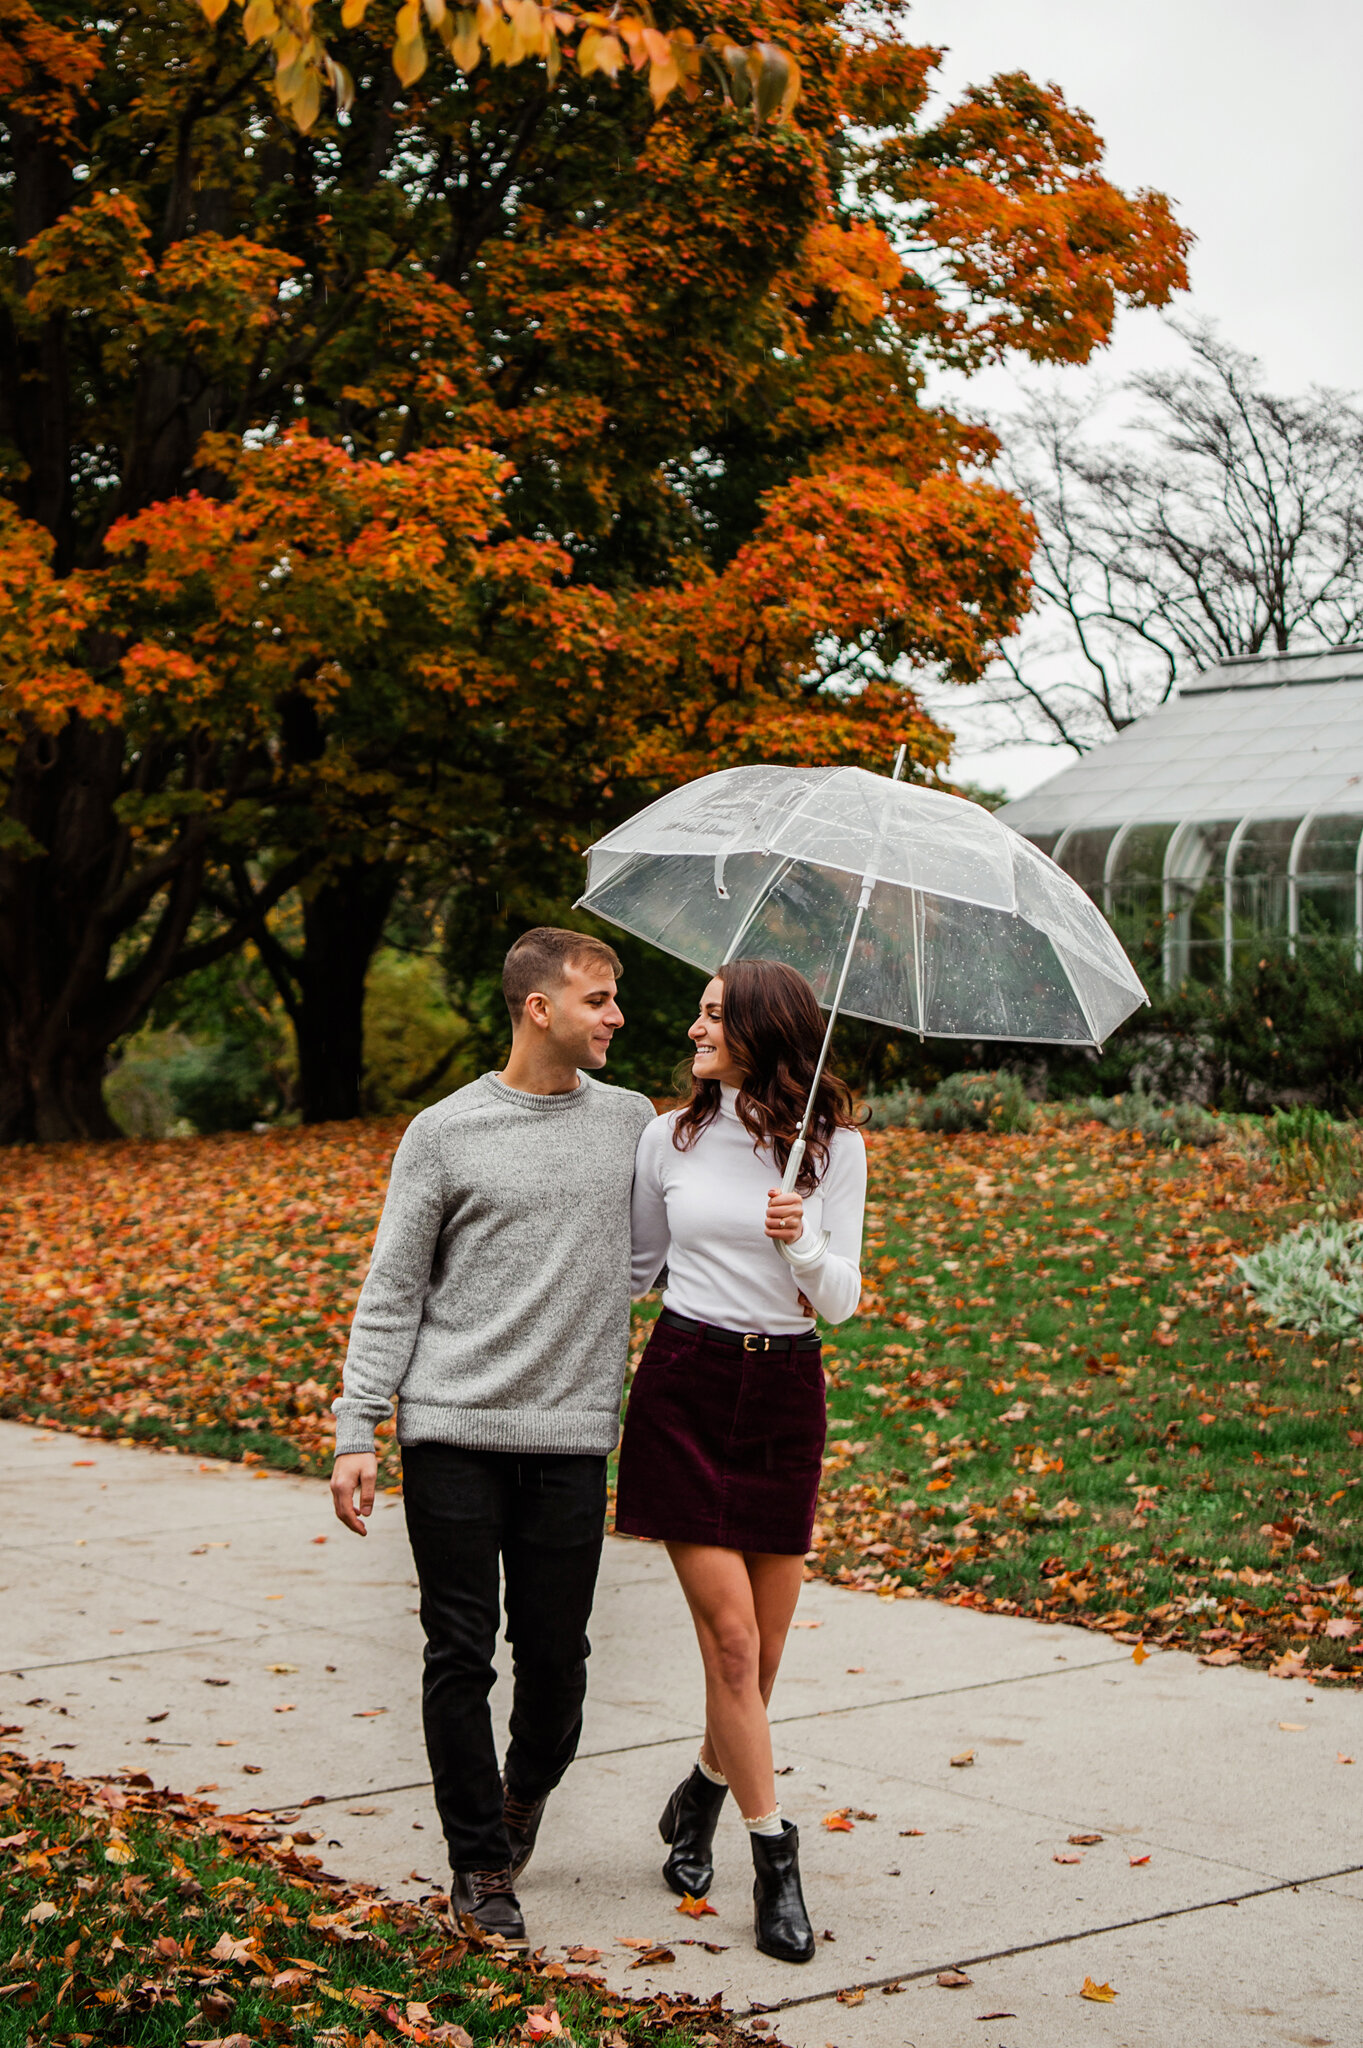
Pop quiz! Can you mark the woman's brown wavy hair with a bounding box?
[671,958,857,1194]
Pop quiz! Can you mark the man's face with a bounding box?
[541,959,624,1070]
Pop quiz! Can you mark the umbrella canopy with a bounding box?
[576,763,1146,1047]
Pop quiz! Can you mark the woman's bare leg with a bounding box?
[667,1542,804,1819]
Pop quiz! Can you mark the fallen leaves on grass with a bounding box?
[800,1119,1363,1684]
[1,1749,737,2048]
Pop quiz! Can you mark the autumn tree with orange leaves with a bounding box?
[0,0,1189,1140]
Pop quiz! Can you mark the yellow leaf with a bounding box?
[395,0,421,39]
[422,0,447,24]
[1131,1642,1148,1665]
[647,49,679,106]
[484,9,518,64]
[1080,1977,1117,2003]
[509,0,544,52]
[104,1836,134,1866]
[340,0,369,23]
[242,0,278,45]
[393,30,428,84]
[674,1893,718,1918]
[447,8,481,68]
[577,27,623,78]
[199,0,231,22]
[949,1748,975,1768]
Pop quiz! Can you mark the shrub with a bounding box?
[861,1083,923,1130]
[1237,1220,1363,1338]
[1264,1105,1363,1206]
[1086,1087,1223,1148]
[917,1070,1033,1134]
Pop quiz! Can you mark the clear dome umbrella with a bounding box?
[575,753,1147,1257]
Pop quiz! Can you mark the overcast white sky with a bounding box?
[903,0,1363,795]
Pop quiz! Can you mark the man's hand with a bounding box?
[765,1187,805,1243]
[331,1452,378,1536]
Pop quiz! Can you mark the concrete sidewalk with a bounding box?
[3,1420,1359,2048]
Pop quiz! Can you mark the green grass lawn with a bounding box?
[0,1751,735,2048]
[794,1113,1363,1678]
[3,1114,1360,1682]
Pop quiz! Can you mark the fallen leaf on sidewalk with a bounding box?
[675,1895,718,1918]
[1068,1832,1102,1845]
[936,1968,971,1987]
[949,1749,975,1768]
[880,1981,905,1994]
[845,1665,865,1674]
[1278,1722,1306,1732]
[352,1708,387,1718]
[146,1712,169,1724]
[347,1806,379,1816]
[836,1987,865,2006]
[616,1938,655,1949]
[266,1663,299,1674]
[1129,1854,1151,1866]
[1053,1852,1083,1864]
[1080,1977,1117,2002]
[1200,1648,1241,1666]
[628,1946,674,1969]
[1338,1753,1355,1765]
[822,1808,855,1831]
[274,1704,296,1714]
[899,1828,924,1836]
[1131,1644,1148,1665]
[563,1947,602,1963]
[977,2015,1017,2022]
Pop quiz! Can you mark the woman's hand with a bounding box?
[765,1187,805,1243]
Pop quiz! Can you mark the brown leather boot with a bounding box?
[447,1866,527,1949]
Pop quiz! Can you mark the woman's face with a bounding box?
[689,977,745,1089]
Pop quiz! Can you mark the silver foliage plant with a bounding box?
[1236,1220,1363,1338]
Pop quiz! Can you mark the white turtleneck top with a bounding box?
[630,1087,867,1333]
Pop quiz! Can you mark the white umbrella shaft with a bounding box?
[777,872,874,1264]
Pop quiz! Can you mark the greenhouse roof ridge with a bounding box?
[1181,644,1363,693]
[997,670,1363,838]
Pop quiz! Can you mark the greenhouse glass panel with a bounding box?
[1228,818,1300,952]
[1294,812,1363,943]
[1056,826,1118,900]
[1165,820,1238,985]
[1107,822,1175,958]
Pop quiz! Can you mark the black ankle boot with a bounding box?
[658,1765,727,1898]
[750,1820,815,1963]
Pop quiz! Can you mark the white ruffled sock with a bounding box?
[742,1807,784,1838]
[697,1753,727,1787]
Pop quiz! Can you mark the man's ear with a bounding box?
[521,991,552,1032]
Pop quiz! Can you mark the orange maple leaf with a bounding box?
[674,1894,718,1919]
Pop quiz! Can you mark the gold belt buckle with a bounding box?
[743,1332,765,1353]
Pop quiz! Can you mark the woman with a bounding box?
[617,958,867,1964]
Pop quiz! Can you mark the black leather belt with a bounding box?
[659,1308,820,1354]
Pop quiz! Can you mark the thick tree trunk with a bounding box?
[294,860,400,1124]
[0,722,132,1143]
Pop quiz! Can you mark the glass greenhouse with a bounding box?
[996,646,1363,984]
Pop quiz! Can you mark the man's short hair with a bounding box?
[503,927,622,1021]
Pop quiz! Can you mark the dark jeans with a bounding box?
[401,1442,607,1875]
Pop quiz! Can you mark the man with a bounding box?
[330,927,655,1945]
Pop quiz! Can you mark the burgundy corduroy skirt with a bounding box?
[615,1316,826,1556]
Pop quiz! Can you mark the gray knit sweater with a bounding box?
[333,1071,655,1458]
